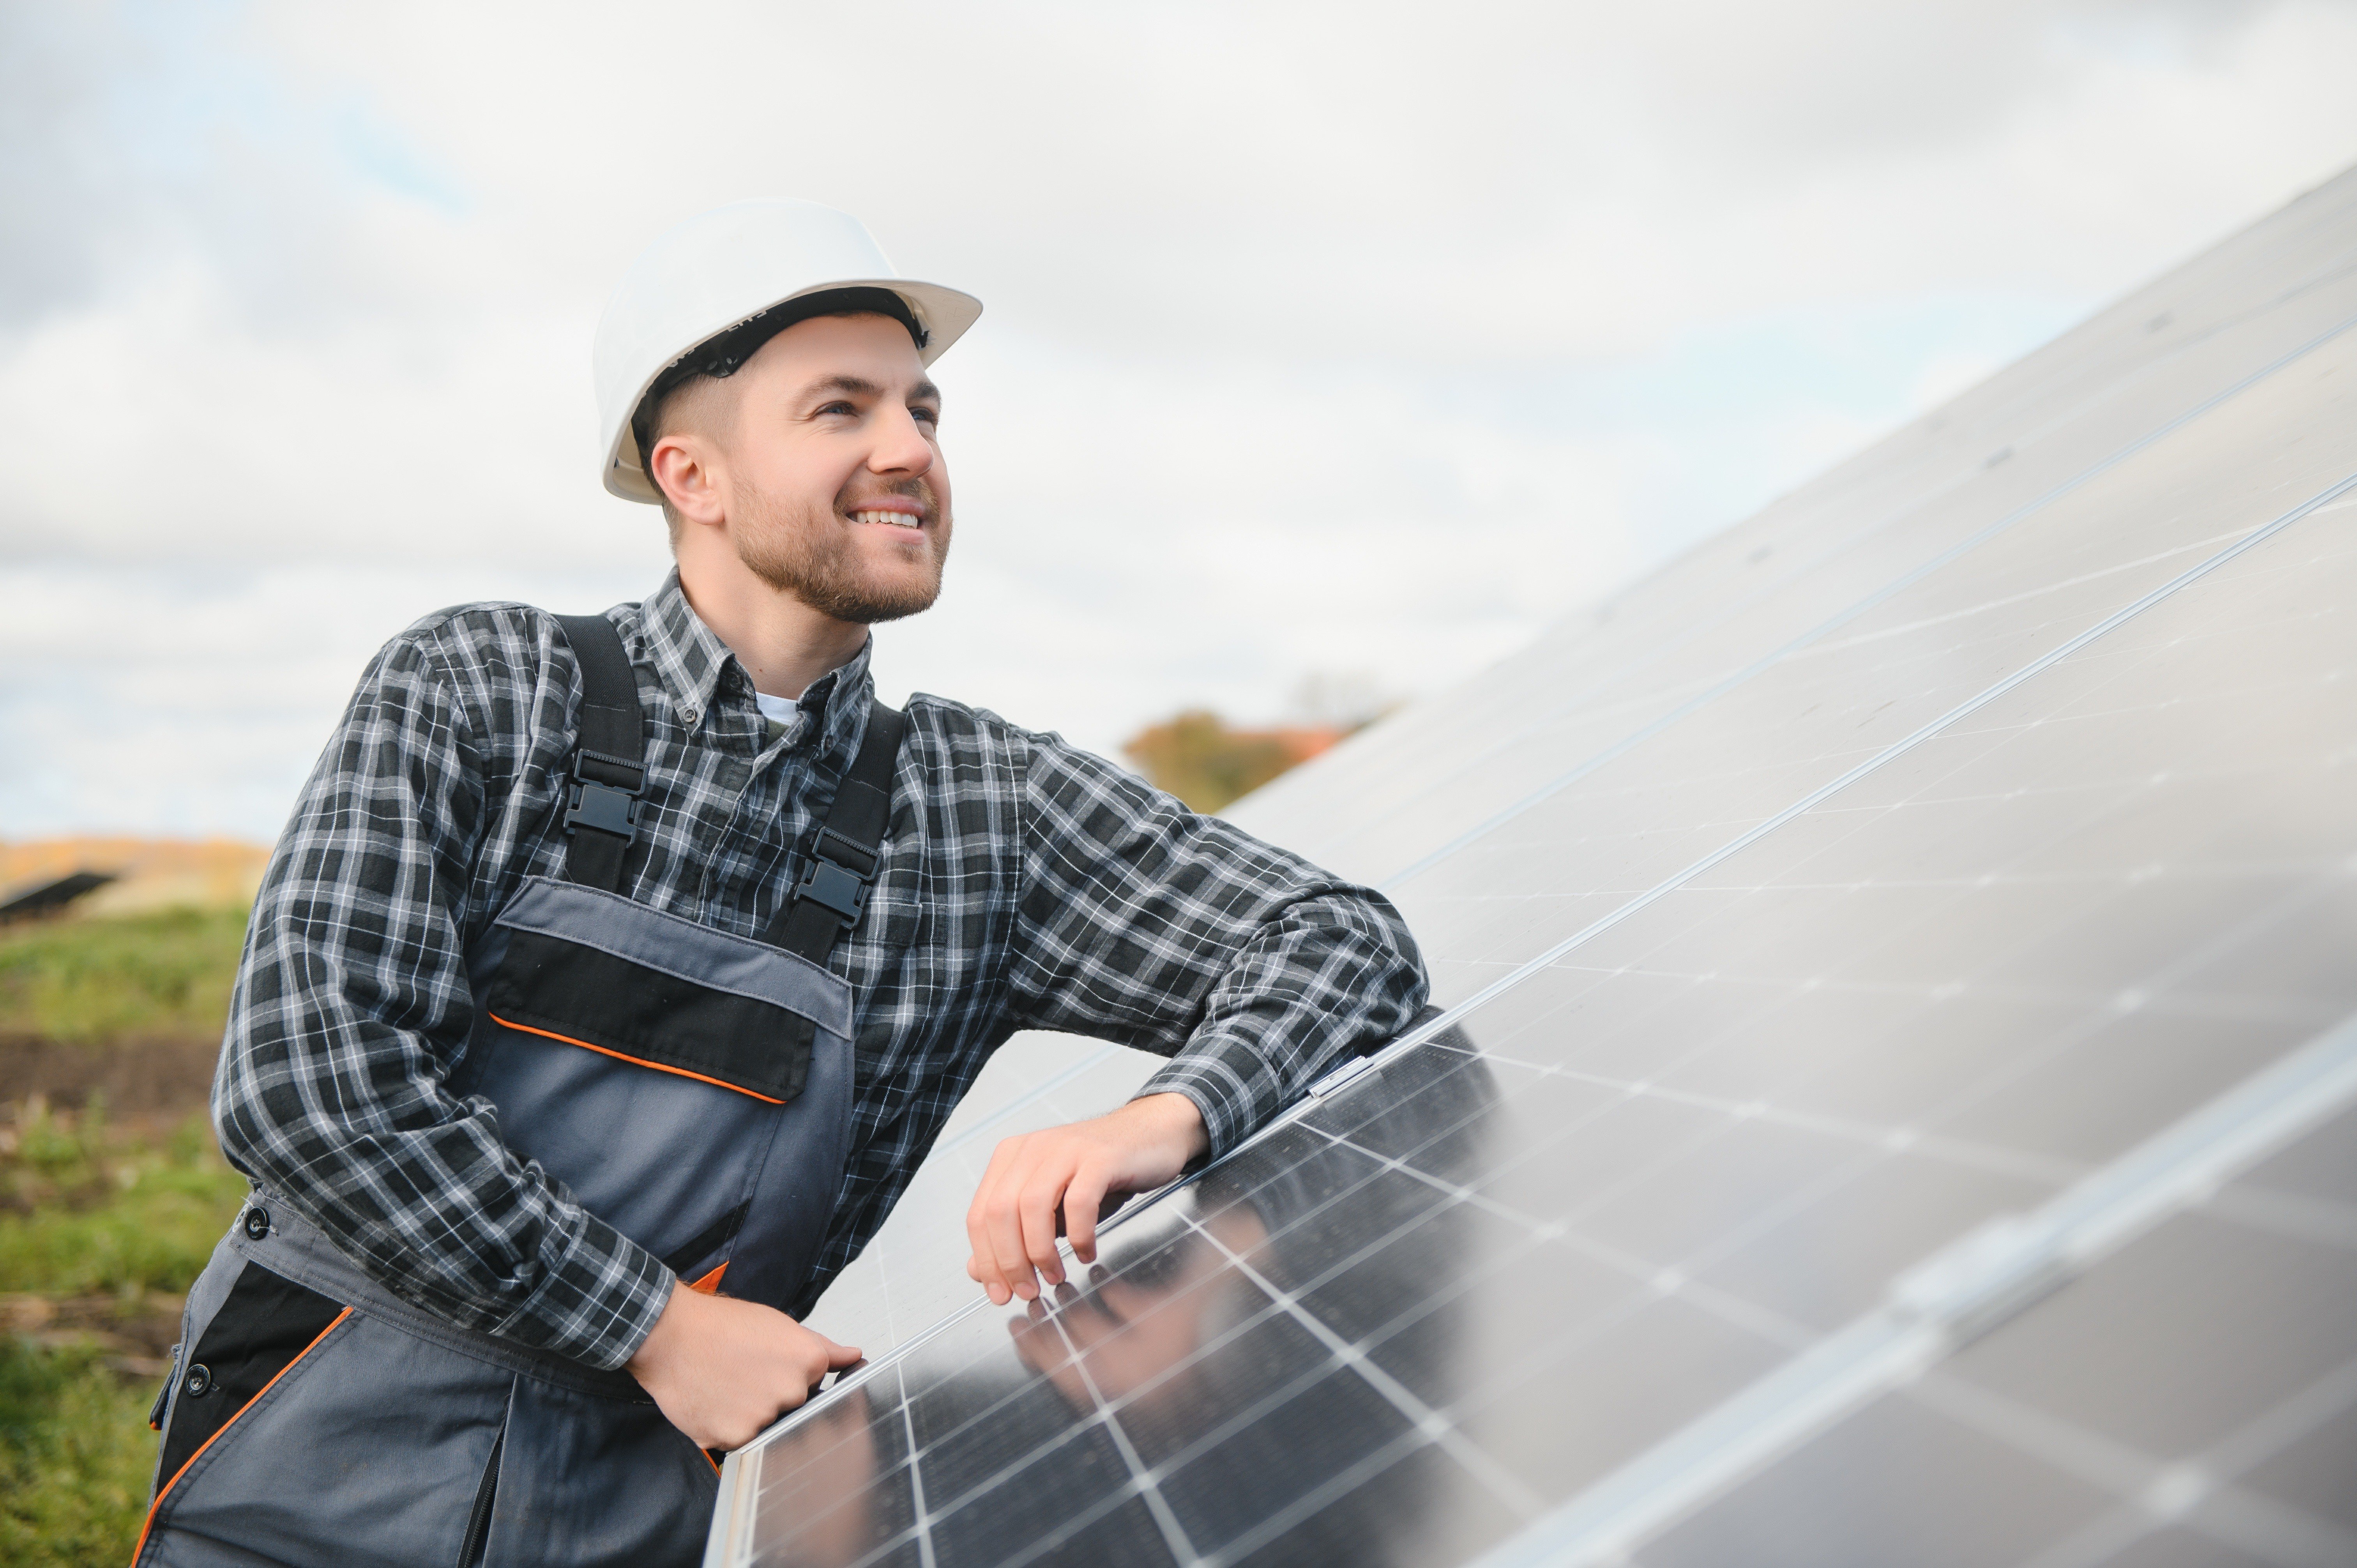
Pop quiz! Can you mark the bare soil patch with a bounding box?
[0,1034,221,1123]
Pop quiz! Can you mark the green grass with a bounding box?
[0,905,255,1561]
[0,1105,247,1297]
[0,1104,247,1564]
[0,906,252,1045]
[0,1338,154,1567]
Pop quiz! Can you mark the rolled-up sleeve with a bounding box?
[1006,732,1428,1157]
[213,622,673,1370]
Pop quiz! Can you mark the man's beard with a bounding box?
[733,482,949,624]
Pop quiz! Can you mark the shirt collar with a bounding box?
[634,568,876,745]
[798,636,876,759]
[635,569,730,725]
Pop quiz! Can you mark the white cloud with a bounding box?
[5,0,2356,838]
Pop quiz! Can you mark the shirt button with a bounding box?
[682,705,702,726]
[242,1207,270,1240]
[183,1363,214,1398]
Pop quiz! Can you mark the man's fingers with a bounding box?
[964,1104,1204,1307]
[1019,1177,1065,1288]
[986,1161,1036,1301]
[1063,1166,1110,1264]
[964,1199,992,1286]
[967,1138,1027,1303]
[966,1136,1032,1292]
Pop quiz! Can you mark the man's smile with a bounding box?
[847,498,926,530]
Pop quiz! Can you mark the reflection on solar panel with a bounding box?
[707,171,2357,1567]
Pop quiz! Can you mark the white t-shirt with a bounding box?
[754,689,806,744]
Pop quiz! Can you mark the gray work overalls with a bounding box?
[140,614,903,1568]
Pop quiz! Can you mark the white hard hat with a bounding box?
[593,199,983,503]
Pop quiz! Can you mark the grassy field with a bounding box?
[0,909,251,1565]
[0,904,249,1045]
[0,1104,246,1566]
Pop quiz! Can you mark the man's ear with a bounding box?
[648,431,726,528]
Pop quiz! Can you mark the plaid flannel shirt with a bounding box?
[215,570,1427,1371]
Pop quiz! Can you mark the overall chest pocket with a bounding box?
[453,879,854,1286]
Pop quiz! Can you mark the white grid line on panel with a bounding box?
[865,1392,1167,1568]
[741,1179,1205,1462]
[1297,1053,2046,1380]
[1192,1425,1438,1568]
[897,1361,939,1568]
[1482,854,2355,1104]
[1469,1045,2084,1190]
[1165,1111,1779,1400]
[1412,537,2357,1004]
[1459,1004,2357,1568]
[963,1302,1281,1506]
[1302,1123,1817,1380]
[2183,1353,2357,1533]
[1914,1368,2357,1568]
[1349,467,2357,1127]
[1375,310,2357,891]
[765,1390,930,1568]
[837,1222,1341,1527]
[1336,1095,1905,1337]
[1036,1304,1204,1566]
[1299,885,2353,1339]
[2193,1183,2357,1253]
[742,1423,925,1568]
[1180,1213,1551,1523]
[1444,848,2353,1279]
[954,1283,1475,1568]
[840,1522,921,1568]
[839,1271,1335,1566]
[740,1297,991,1457]
[999,1490,1153,1568]
[1792,522,2272,660]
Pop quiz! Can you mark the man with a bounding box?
[140,199,1426,1567]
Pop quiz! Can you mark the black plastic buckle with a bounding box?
[812,826,879,879]
[563,752,645,841]
[794,856,868,931]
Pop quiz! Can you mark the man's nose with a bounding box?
[868,406,935,475]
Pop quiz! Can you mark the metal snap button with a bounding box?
[242,1207,270,1240]
[183,1363,213,1398]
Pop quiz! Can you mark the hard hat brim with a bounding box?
[602,277,982,504]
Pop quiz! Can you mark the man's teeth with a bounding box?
[851,509,922,528]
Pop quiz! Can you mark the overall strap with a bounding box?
[767,700,906,966]
[552,613,648,893]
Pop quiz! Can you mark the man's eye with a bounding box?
[912,406,939,426]
[815,401,856,417]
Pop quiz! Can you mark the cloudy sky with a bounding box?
[4,0,2355,842]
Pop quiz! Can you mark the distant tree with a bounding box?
[1122,710,1346,814]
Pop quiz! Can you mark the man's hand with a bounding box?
[626,1282,862,1451]
[965,1092,1209,1306]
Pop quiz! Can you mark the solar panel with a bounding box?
[706,170,2357,1567]
[802,1036,1164,1352]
